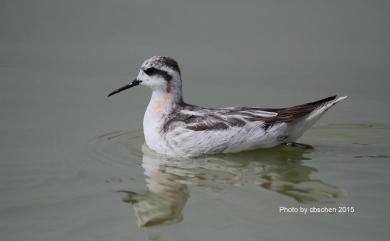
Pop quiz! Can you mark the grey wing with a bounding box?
[162,105,278,133]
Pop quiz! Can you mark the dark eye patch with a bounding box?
[143,67,172,81]
[144,67,157,76]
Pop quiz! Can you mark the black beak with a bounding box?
[107,79,141,97]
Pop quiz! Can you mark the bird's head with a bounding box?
[108,56,182,97]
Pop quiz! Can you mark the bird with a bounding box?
[108,56,347,157]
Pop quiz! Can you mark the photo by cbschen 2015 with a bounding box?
[1,1,389,241]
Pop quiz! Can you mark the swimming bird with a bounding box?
[108,56,347,157]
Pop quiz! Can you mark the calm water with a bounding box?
[1,1,390,241]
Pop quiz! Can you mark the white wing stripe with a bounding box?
[239,110,278,117]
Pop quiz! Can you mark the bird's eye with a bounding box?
[143,67,172,81]
[144,67,157,76]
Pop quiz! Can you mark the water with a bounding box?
[1,1,389,241]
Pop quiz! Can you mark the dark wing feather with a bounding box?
[248,95,337,125]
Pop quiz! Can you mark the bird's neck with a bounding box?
[145,88,182,119]
[143,88,182,151]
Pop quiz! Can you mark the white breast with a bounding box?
[143,91,175,155]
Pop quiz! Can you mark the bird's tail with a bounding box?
[305,95,348,122]
[287,95,347,142]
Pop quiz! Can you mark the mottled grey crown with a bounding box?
[143,56,181,74]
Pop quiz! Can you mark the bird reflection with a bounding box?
[120,145,343,228]
[120,149,189,227]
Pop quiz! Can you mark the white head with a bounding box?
[108,56,183,102]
